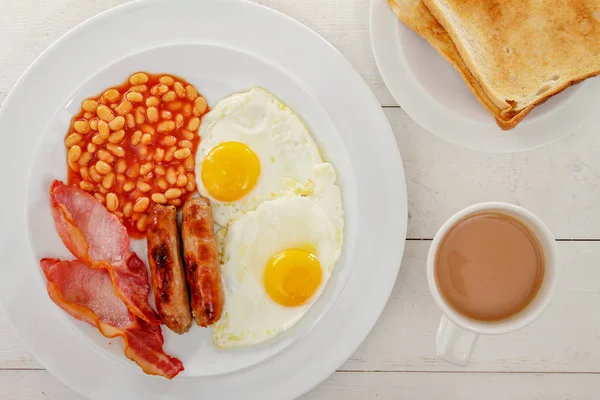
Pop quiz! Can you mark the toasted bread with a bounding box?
[421,0,600,129]
[387,0,503,121]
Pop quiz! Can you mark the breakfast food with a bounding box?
[213,163,343,348]
[40,258,183,379]
[389,0,600,129]
[196,87,323,226]
[65,72,207,237]
[146,204,193,334]
[181,198,224,327]
[50,180,159,325]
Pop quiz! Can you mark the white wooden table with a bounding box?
[2,0,600,398]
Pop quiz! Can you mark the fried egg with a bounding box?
[196,87,323,227]
[212,163,343,348]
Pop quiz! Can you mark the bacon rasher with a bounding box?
[40,258,183,379]
[49,180,159,325]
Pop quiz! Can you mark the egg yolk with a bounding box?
[201,142,260,202]
[264,248,322,307]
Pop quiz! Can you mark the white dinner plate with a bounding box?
[370,0,600,153]
[0,0,407,399]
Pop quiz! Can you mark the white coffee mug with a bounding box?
[427,202,559,366]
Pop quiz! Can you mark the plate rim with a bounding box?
[0,0,408,399]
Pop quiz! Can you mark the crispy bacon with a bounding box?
[49,180,159,325]
[40,258,183,379]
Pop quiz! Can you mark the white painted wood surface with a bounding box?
[2,0,600,398]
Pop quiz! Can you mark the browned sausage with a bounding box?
[181,197,224,327]
[146,204,192,334]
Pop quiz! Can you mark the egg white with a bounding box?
[196,87,323,227]
[212,163,344,348]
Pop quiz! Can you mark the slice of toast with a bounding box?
[387,0,503,122]
[421,0,600,129]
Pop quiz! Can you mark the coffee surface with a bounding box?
[435,211,544,321]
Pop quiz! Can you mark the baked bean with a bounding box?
[176,174,188,187]
[183,103,193,116]
[97,105,115,122]
[187,117,200,131]
[125,113,135,128]
[65,133,82,147]
[108,129,125,144]
[95,160,112,175]
[94,193,106,204]
[165,188,182,199]
[177,165,185,175]
[163,90,177,103]
[80,181,94,191]
[129,72,149,85]
[161,136,177,147]
[140,162,153,176]
[135,107,146,124]
[186,85,198,101]
[179,140,193,149]
[184,156,195,171]
[167,101,183,112]
[74,120,91,134]
[68,145,82,163]
[91,133,105,145]
[82,99,98,112]
[154,165,165,175]
[116,173,126,183]
[141,133,153,145]
[137,214,148,232]
[168,199,182,207]
[97,149,115,163]
[151,84,169,96]
[130,130,142,146]
[141,124,155,134]
[115,99,133,116]
[123,181,135,192]
[157,177,168,190]
[193,97,207,115]
[130,85,148,93]
[68,159,79,172]
[173,82,185,98]
[79,167,90,181]
[126,91,144,103]
[181,130,195,141]
[116,158,127,174]
[186,173,196,192]
[175,113,184,128]
[151,193,167,204]
[174,148,192,160]
[98,121,110,139]
[89,118,99,131]
[79,152,92,166]
[159,76,174,86]
[107,144,125,158]
[106,193,119,211]
[102,173,116,190]
[146,96,160,107]
[157,121,175,133]
[123,201,133,217]
[164,147,175,162]
[108,116,125,131]
[87,143,96,153]
[153,148,165,163]
[166,167,177,185]
[133,197,150,213]
[104,89,121,103]
[89,166,102,183]
[161,110,172,120]
[137,181,151,192]
[139,145,149,159]
[146,106,159,122]
[127,164,140,179]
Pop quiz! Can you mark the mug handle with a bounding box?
[436,315,479,366]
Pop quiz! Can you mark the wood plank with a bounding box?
[0,0,396,107]
[3,241,600,372]
[387,108,600,239]
[1,370,599,400]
